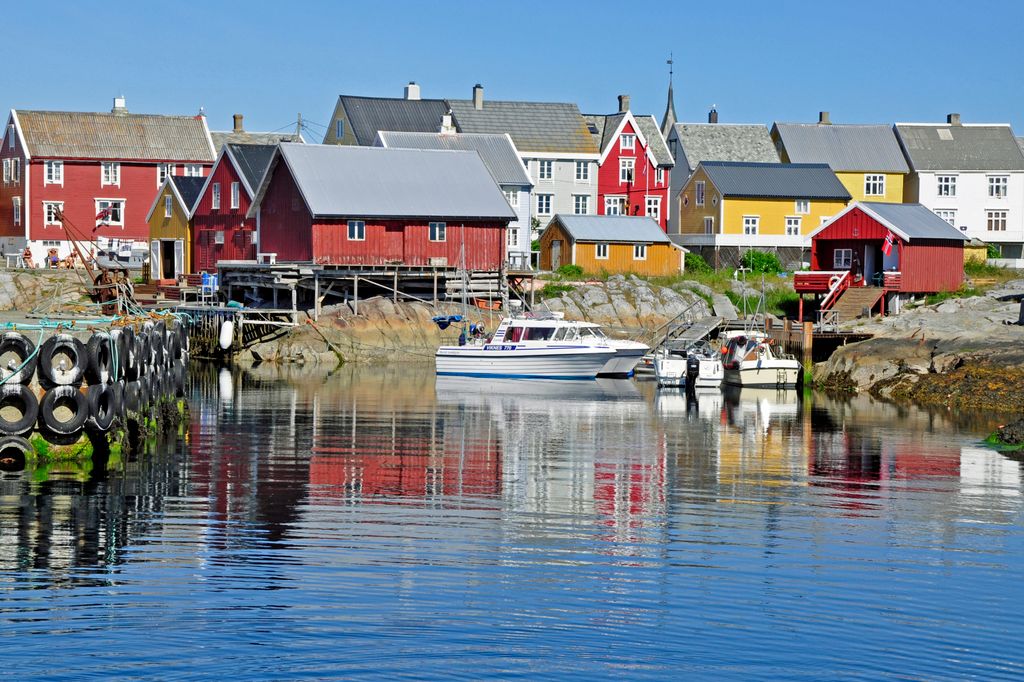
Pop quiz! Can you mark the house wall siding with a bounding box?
[192,157,257,272]
[596,120,670,229]
[835,171,905,204]
[0,121,26,245]
[311,219,504,269]
[257,161,314,262]
[572,240,681,276]
[527,156,598,222]
[910,170,1024,247]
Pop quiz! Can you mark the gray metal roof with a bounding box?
[584,113,624,152]
[549,214,672,244]
[15,109,214,161]
[226,143,277,196]
[211,130,302,148]
[894,124,1024,171]
[859,202,968,241]
[1018,137,1024,157]
[270,143,516,220]
[772,123,909,173]
[700,161,851,200]
[375,131,531,186]
[170,176,206,210]
[672,123,779,173]
[338,96,450,146]
[634,114,674,167]
[448,100,599,154]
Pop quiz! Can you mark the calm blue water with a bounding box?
[1,364,1022,680]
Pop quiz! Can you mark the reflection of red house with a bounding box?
[794,202,967,318]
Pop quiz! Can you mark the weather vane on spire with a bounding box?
[667,52,674,83]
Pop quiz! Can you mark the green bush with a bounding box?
[684,252,712,274]
[987,243,1001,258]
[537,282,574,299]
[531,239,540,252]
[556,264,585,279]
[740,249,781,274]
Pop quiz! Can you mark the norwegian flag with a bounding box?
[882,231,896,257]
[96,207,111,221]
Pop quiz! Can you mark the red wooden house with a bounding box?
[192,143,277,272]
[794,202,967,318]
[585,97,674,230]
[249,144,516,268]
[0,100,214,265]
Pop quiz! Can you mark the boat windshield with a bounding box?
[551,327,573,341]
[578,326,607,341]
[523,326,556,341]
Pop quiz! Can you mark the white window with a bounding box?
[619,158,634,184]
[704,217,714,234]
[503,188,518,207]
[988,176,1009,198]
[864,174,885,196]
[695,181,706,206]
[231,181,240,209]
[211,183,221,209]
[987,210,1008,231]
[656,168,664,184]
[41,240,60,247]
[347,220,365,240]
[573,194,590,215]
[429,221,446,242]
[44,160,63,185]
[596,243,609,259]
[164,195,173,218]
[785,216,802,236]
[507,226,519,249]
[633,243,647,260]
[101,162,120,186]
[157,163,175,186]
[575,161,589,181]
[743,216,759,235]
[538,160,553,180]
[336,119,344,139]
[184,164,203,177]
[834,248,852,269]
[937,175,957,197]
[214,230,225,244]
[6,125,13,150]
[934,209,957,226]
[605,196,624,215]
[536,194,552,215]
[620,134,636,150]
[95,199,124,225]
[12,197,21,225]
[2,158,8,182]
[10,158,19,183]
[43,201,63,225]
[645,196,661,222]
[795,199,810,214]
[820,216,832,225]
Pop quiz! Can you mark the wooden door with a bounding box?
[551,240,562,269]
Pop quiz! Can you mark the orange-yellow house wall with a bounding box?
[675,166,720,235]
[540,221,682,275]
[720,197,849,236]
[835,171,905,203]
[147,186,193,274]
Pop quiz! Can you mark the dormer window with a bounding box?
[101,162,120,186]
[620,134,636,151]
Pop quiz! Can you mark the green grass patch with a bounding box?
[725,288,801,317]
[536,282,575,300]
[925,286,982,305]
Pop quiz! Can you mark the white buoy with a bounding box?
[218,367,233,403]
[219,319,234,350]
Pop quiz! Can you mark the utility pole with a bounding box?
[296,113,302,138]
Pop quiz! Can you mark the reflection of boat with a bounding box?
[724,385,799,419]
[721,330,801,388]
[435,373,640,402]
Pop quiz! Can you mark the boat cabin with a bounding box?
[492,316,608,344]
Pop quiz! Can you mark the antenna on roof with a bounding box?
[296,113,302,138]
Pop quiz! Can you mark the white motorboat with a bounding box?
[435,314,615,380]
[653,340,723,389]
[654,349,688,387]
[720,330,801,388]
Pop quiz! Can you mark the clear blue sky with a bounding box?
[7,0,1023,139]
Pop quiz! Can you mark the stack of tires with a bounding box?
[0,320,189,451]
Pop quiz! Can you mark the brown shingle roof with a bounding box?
[15,110,215,161]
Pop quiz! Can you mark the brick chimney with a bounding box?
[473,84,484,110]
[618,94,630,113]
[708,107,718,124]
[947,113,962,126]
[818,111,831,125]
[404,82,421,100]
[233,114,244,132]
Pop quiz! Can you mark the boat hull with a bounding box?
[599,343,648,378]
[691,358,724,388]
[435,345,613,380]
[723,362,801,388]
[654,355,688,387]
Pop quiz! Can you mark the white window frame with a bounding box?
[834,248,852,269]
[795,199,810,214]
[43,201,64,226]
[10,158,19,183]
[864,174,885,196]
[6,126,13,150]
[988,175,1009,198]
[656,168,664,184]
[595,243,609,260]
[503,188,519,207]
[429,221,447,242]
[12,197,21,226]
[538,160,553,180]
[704,217,714,234]
[2,159,8,183]
[575,161,589,182]
[695,181,705,206]
[573,194,590,215]
[231,181,240,209]
[164,195,173,218]
[934,209,957,226]
[987,210,1008,232]
[536,194,552,215]
[214,230,225,245]
[101,162,120,187]
[336,119,344,139]
[645,196,661,222]
[820,216,832,225]
[937,175,957,197]
[184,164,203,177]
[785,216,802,236]
[743,216,759,235]
[95,198,125,226]
[507,226,519,249]
[632,243,647,261]
[211,183,221,210]
[157,163,175,187]
[44,160,63,186]
[620,134,636,150]
[347,220,366,241]
[605,196,625,216]
[619,158,635,184]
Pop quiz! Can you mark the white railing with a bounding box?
[820,270,851,310]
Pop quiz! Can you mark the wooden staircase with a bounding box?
[830,286,884,321]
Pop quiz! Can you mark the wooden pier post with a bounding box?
[393,269,398,304]
[802,321,814,377]
[353,275,359,315]
[313,273,320,321]
[432,271,438,307]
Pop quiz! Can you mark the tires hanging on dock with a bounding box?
[85,333,113,385]
[36,334,88,388]
[122,327,140,381]
[86,383,116,433]
[0,332,38,385]
[0,436,33,472]
[123,380,142,414]
[0,384,40,437]
[38,385,89,436]
[136,332,151,377]
[170,359,186,397]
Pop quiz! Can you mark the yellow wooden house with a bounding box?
[145,176,206,282]
[673,161,851,265]
[539,214,685,276]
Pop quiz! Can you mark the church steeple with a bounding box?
[660,53,677,138]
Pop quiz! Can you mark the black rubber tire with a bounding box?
[0,384,39,436]
[110,329,128,382]
[0,436,33,472]
[85,334,113,385]
[121,329,139,381]
[36,334,88,388]
[124,380,142,414]
[38,385,89,436]
[0,332,38,385]
[171,359,186,397]
[112,379,126,424]
[86,383,116,433]
[137,333,150,377]
[150,326,165,367]
[166,324,182,362]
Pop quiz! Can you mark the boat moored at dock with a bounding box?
[721,330,801,388]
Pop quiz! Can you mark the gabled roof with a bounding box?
[585,112,674,167]
[698,161,851,200]
[375,131,531,186]
[226,143,277,197]
[448,100,599,155]
[809,202,968,242]
[548,214,672,244]
[145,175,206,221]
[1018,137,1024,157]
[211,130,303,148]
[11,109,215,161]
[772,123,909,173]
[894,123,1024,171]
[633,114,674,167]
[672,123,779,173]
[337,96,449,146]
[249,143,517,221]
